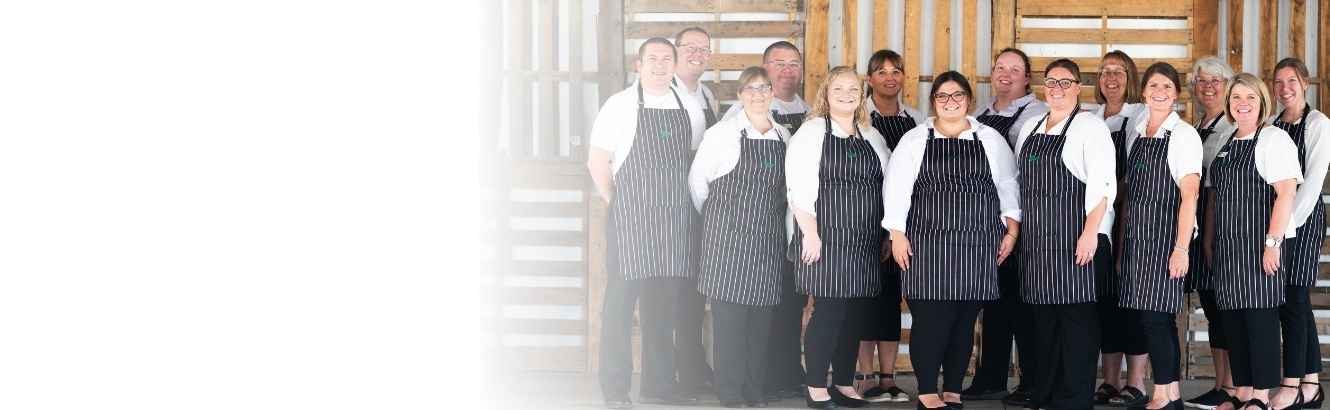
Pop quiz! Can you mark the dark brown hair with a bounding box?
[1274,57,1312,83]
[1096,50,1141,104]
[995,47,1032,93]
[637,37,676,62]
[762,41,801,63]
[930,71,975,108]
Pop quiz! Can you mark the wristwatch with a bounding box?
[1264,235,1283,248]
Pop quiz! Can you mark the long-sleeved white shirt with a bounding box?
[1274,109,1330,229]
[1126,111,1205,185]
[972,93,1050,146]
[1015,111,1119,237]
[881,117,1021,233]
[785,116,891,218]
[1207,125,1305,237]
[688,109,789,211]
[723,94,810,120]
[588,81,707,175]
[866,96,924,124]
[1088,102,1147,136]
[675,76,719,117]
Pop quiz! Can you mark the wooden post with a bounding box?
[589,0,624,374]
[1193,0,1218,58]
[537,0,558,158]
[805,0,830,101]
[992,0,1015,54]
[962,0,977,81]
[1261,0,1276,77]
[843,0,858,69]
[933,0,951,74]
[903,0,921,107]
[872,0,889,52]
[1291,0,1306,61]
[1228,0,1243,73]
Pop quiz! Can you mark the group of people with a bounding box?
[586,27,1330,410]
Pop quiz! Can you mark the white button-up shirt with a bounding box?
[588,81,707,175]
[881,117,1020,233]
[1015,110,1119,237]
[784,116,891,218]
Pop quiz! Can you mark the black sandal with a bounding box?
[1241,398,1269,410]
[1096,383,1121,405]
[1110,386,1149,407]
[1304,382,1325,409]
[1273,385,1304,410]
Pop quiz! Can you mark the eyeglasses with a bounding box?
[767,61,802,71]
[1043,78,1080,89]
[680,45,711,55]
[1100,69,1127,78]
[741,84,773,93]
[933,91,969,103]
[1195,78,1227,87]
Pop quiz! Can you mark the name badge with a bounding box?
[1217,151,1229,158]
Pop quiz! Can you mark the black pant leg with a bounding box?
[1246,308,1282,390]
[711,299,746,404]
[1198,290,1228,349]
[973,257,1019,390]
[1222,309,1253,388]
[676,278,712,392]
[598,275,642,400]
[1137,309,1180,384]
[804,297,849,388]
[1051,303,1099,410]
[746,305,775,402]
[1028,303,1059,407]
[830,298,867,386]
[1305,303,1322,375]
[766,268,805,392]
[1012,293,1038,389]
[907,299,949,395]
[1281,286,1313,377]
[639,277,683,396]
[943,302,982,394]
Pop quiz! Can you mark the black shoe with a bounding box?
[1112,386,1150,408]
[1304,382,1325,409]
[640,391,699,405]
[1097,383,1123,405]
[1003,389,1031,406]
[603,398,633,409]
[829,387,869,408]
[1242,399,1270,410]
[1272,385,1304,410]
[946,401,964,409]
[806,390,839,409]
[1186,389,1231,409]
[961,384,1010,401]
[1136,399,1182,410]
[917,400,948,410]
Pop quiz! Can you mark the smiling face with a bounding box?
[1273,67,1308,111]
[635,42,676,90]
[1193,71,1228,115]
[675,30,711,80]
[1043,67,1079,112]
[826,73,862,116]
[1143,73,1177,113]
[763,47,803,98]
[992,52,1028,98]
[868,60,903,99]
[739,77,774,114]
[1097,58,1128,103]
[932,81,969,123]
[1228,83,1262,128]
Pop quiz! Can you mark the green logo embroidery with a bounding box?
[657,129,671,140]
[1027,153,1039,162]
[1136,160,1146,170]
[761,158,777,168]
[846,149,859,159]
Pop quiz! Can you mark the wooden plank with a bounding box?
[623,21,805,39]
[1323,0,1330,114]
[804,0,831,101]
[1291,0,1306,61]
[537,0,557,158]
[1193,0,1218,70]
[1228,0,1243,72]
[508,202,586,218]
[499,318,587,335]
[710,80,742,101]
[1261,0,1276,75]
[903,0,921,106]
[627,53,763,71]
[933,0,950,73]
[500,287,587,305]
[502,346,587,372]
[872,0,889,52]
[569,0,586,162]
[509,0,532,158]
[508,231,586,246]
[599,0,625,103]
[963,0,977,81]
[1028,57,1194,76]
[510,261,587,276]
[1016,28,1191,45]
[992,0,1016,53]
[843,0,858,69]
[1016,1,1192,17]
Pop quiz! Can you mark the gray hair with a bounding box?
[1191,56,1234,84]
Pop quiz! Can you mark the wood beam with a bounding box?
[903,0,922,106]
[872,0,889,52]
[843,0,859,68]
[1227,0,1243,72]
[963,0,977,81]
[933,0,951,74]
[805,0,831,100]
[1261,0,1277,76]
[1192,0,1218,59]
[1291,0,1306,60]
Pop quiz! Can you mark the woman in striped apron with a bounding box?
[1013,59,1117,410]
[883,71,1020,410]
[1116,63,1203,410]
[785,66,891,409]
[688,67,789,409]
[1269,57,1330,410]
[1091,49,1151,408]
[1205,72,1302,410]
[1183,56,1239,410]
[854,48,922,404]
[963,47,1049,406]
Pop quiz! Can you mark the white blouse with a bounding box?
[866,96,925,124]
[1089,102,1147,136]
[881,117,1021,233]
[1208,125,1304,237]
[723,94,810,121]
[676,77,719,116]
[1126,111,1204,185]
[1275,110,1330,230]
[687,110,789,211]
[588,81,708,175]
[972,93,1050,146]
[1195,113,1236,185]
[1015,110,1119,237]
[785,117,891,218]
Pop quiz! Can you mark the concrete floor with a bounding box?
[510,374,1224,409]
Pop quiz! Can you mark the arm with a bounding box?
[998,217,1020,265]
[686,128,726,212]
[793,207,821,265]
[587,147,614,203]
[1203,189,1216,267]
[1169,174,1200,278]
[1265,179,1298,275]
[1289,117,1330,228]
[1076,120,1117,266]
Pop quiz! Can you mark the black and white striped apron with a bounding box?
[773,111,807,136]
[1187,116,1225,291]
[1210,128,1285,310]
[1109,115,1132,181]
[977,102,1030,148]
[900,129,1004,301]
[1017,110,1097,304]
[870,110,918,150]
[701,92,718,128]
[608,84,699,280]
[698,130,787,306]
[1274,106,1324,286]
[791,120,884,298]
[1116,130,1184,313]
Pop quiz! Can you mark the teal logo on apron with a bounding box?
[1135,160,1146,170]
[761,158,777,168]
[846,149,859,159]
[1027,153,1039,162]
[656,129,671,140]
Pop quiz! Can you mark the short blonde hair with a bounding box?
[807,66,871,130]
[1225,72,1275,124]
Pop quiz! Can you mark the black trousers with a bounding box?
[711,299,775,404]
[971,255,1037,391]
[1029,302,1100,410]
[1221,308,1281,389]
[1098,244,1144,355]
[1197,290,1228,349]
[765,268,805,392]
[675,278,712,391]
[598,275,684,399]
[907,299,982,395]
[1126,309,1180,384]
[804,296,869,388]
[1281,286,1323,377]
